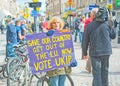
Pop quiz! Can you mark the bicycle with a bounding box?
[0,63,7,78]
[6,42,42,86]
[37,74,74,86]
[6,43,29,86]
[6,41,74,86]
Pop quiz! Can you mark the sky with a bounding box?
[16,0,46,12]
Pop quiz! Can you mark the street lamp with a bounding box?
[29,0,41,33]
[68,0,72,32]
[65,0,76,33]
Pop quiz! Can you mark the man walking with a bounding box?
[82,7,116,86]
[84,8,99,73]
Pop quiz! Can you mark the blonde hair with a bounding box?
[48,17,64,29]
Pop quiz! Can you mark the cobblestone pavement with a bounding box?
[0,32,120,86]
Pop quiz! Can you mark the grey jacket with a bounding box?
[82,21,116,56]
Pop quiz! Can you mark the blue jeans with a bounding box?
[91,55,110,86]
[6,43,16,57]
[50,75,66,86]
[74,29,80,42]
[80,32,84,43]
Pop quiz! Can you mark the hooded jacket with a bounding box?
[82,20,116,56]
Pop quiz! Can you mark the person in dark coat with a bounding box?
[6,19,17,57]
[0,24,4,34]
[82,7,116,86]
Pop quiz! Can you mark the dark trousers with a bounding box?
[74,29,80,42]
[91,55,110,86]
[0,28,4,34]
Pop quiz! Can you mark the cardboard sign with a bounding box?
[26,31,75,74]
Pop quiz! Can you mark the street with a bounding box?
[0,32,120,86]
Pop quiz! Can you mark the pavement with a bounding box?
[71,42,120,86]
[0,31,120,86]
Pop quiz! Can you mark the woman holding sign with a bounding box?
[46,17,73,86]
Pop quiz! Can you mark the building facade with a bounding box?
[9,0,18,17]
[46,0,109,17]
[0,0,18,20]
[46,0,61,17]
[46,0,120,20]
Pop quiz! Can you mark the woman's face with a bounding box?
[52,20,60,30]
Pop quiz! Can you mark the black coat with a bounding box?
[82,20,116,56]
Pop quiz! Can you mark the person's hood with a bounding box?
[95,7,108,22]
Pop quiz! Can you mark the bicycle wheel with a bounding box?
[40,76,50,86]
[65,75,74,86]
[39,75,74,86]
[3,64,8,78]
[7,75,20,86]
[9,64,25,81]
[18,63,30,86]
[7,57,22,74]
[34,72,46,79]
[29,74,40,86]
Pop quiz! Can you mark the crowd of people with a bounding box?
[6,18,27,57]
[2,5,119,86]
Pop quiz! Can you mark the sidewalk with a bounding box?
[0,33,6,64]
[71,42,120,86]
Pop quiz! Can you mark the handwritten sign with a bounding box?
[26,31,75,74]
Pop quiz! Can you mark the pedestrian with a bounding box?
[114,19,118,29]
[20,19,27,43]
[20,20,27,36]
[63,21,70,29]
[82,7,116,86]
[46,16,72,86]
[15,20,25,43]
[0,24,4,34]
[6,19,17,57]
[42,18,49,31]
[39,22,43,32]
[31,22,35,33]
[78,15,86,45]
[83,8,99,73]
[74,16,80,43]
[84,8,98,29]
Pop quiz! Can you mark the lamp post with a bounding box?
[65,0,76,33]
[29,0,41,33]
[33,0,38,33]
[68,0,72,32]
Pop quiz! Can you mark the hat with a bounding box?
[95,7,108,22]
